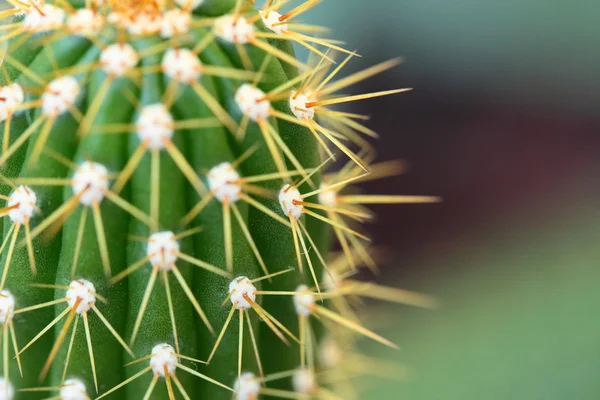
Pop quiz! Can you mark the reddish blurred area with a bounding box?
[350,82,600,278]
[298,0,600,284]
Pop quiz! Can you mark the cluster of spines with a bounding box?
[0,0,439,399]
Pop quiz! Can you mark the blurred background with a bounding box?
[302,1,600,399]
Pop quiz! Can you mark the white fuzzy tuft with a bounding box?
[318,183,338,208]
[67,9,104,35]
[147,231,180,271]
[176,0,204,10]
[289,91,315,120]
[162,49,202,84]
[293,284,315,317]
[214,15,255,44]
[278,184,303,219]
[292,368,317,394]
[235,84,271,122]
[107,11,162,36]
[42,76,80,117]
[260,10,288,35]
[319,337,343,368]
[0,378,13,400]
[208,162,242,203]
[72,161,109,206]
[322,269,341,291]
[7,185,37,225]
[100,44,139,77]
[60,379,88,400]
[229,276,257,310]
[234,372,260,400]
[129,12,162,36]
[161,9,191,38]
[0,84,24,121]
[66,279,97,315]
[136,104,174,150]
[150,343,178,377]
[22,4,65,32]
[0,290,15,324]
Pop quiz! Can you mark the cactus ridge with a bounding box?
[0,1,438,399]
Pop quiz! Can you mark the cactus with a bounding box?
[0,1,439,399]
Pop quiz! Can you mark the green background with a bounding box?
[300,1,600,399]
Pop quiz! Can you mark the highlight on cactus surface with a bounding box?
[0,0,439,399]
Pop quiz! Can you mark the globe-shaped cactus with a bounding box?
[0,1,439,399]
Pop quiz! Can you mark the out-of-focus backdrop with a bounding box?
[301,1,600,399]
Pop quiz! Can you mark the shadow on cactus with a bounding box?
[0,0,439,399]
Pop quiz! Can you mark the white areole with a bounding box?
[228,276,257,310]
[293,284,315,316]
[60,379,88,400]
[161,9,191,38]
[214,15,255,44]
[42,76,81,117]
[150,343,178,376]
[0,290,16,324]
[67,9,104,35]
[100,43,140,77]
[147,231,180,271]
[72,161,109,206]
[136,104,174,150]
[0,84,25,121]
[22,4,65,32]
[260,10,289,35]
[292,368,317,394]
[66,279,97,314]
[278,184,304,219]
[208,162,242,203]
[289,91,315,120]
[235,84,271,122]
[7,185,37,225]
[234,372,260,400]
[162,48,203,84]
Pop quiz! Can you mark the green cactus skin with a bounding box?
[0,1,437,399]
[122,39,199,399]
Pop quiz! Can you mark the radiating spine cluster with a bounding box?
[0,1,439,399]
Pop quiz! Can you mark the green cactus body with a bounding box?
[0,1,439,399]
